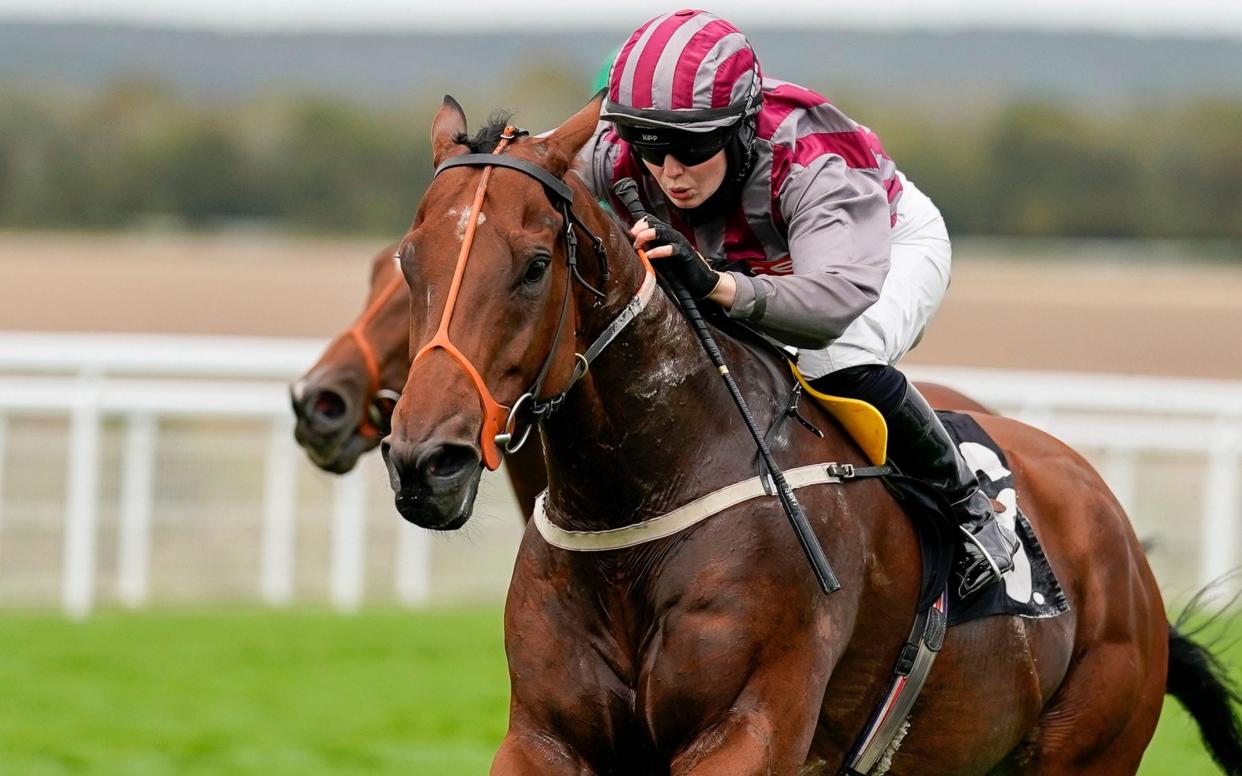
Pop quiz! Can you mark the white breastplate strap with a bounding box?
[533,462,844,552]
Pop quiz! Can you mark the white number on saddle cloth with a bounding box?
[958,442,1038,605]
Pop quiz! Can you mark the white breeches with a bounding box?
[797,172,952,380]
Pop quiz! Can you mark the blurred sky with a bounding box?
[2,0,1241,38]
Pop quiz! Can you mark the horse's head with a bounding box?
[291,244,409,473]
[382,94,622,529]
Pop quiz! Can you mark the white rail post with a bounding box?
[395,522,431,607]
[0,413,7,564]
[260,417,298,606]
[62,373,103,619]
[117,412,157,608]
[1199,419,1241,600]
[330,465,367,613]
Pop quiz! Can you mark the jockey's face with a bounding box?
[641,150,727,210]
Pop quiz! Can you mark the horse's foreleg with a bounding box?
[670,689,826,776]
[654,571,841,774]
[670,710,782,775]
[491,730,596,776]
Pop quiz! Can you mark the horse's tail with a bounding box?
[1166,582,1242,775]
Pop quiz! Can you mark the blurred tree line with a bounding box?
[1,80,1239,240]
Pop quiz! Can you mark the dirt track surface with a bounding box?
[3,231,1240,379]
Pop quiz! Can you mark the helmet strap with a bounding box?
[726,115,758,187]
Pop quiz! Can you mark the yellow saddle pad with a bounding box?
[789,363,888,466]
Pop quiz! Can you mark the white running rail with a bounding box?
[0,332,432,619]
[0,332,1238,617]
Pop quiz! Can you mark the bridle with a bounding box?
[344,272,406,440]
[410,125,656,471]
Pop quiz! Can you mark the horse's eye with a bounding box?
[523,258,550,285]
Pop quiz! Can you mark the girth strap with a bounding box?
[840,591,948,775]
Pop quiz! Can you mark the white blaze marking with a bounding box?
[448,207,485,242]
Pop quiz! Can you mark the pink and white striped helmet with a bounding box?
[602,9,763,133]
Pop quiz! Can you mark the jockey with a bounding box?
[575,8,1019,598]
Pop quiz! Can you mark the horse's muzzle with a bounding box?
[290,379,373,473]
[381,437,482,530]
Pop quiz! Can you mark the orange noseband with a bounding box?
[409,129,520,471]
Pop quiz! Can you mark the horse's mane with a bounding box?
[453,110,517,153]
[709,306,798,367]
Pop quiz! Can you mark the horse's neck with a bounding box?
[375,291,413,389]
[540,280,794,531]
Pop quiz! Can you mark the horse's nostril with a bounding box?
[422,445,476,482]
[308,389,348,422]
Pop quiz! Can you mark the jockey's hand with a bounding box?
[631,216,721,300]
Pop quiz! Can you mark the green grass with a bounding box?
[0,608,509,775]
[1146,610,1242,776]
[0,608,1237,775]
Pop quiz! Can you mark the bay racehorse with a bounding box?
[288,228,993,517]
[291,244,409,474]
[381,93,1242,775]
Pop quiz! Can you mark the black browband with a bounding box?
[435,154,575,204]
[433,149,609,294]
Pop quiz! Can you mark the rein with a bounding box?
[413,126,655,470]
[345,272,405,439]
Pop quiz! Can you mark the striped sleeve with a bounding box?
[728,130,891,348]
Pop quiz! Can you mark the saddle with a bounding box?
[791,362,889,466]
[790,361,1067,621]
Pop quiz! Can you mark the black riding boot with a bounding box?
[886,382,1019,598]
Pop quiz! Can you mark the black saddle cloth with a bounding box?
[887,412,1070,627]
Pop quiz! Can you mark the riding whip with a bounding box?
[613,178,840,595]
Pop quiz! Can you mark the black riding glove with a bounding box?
[637,216,721,300]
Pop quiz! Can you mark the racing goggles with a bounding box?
[615,123,734,168]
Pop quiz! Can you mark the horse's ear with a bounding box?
[431,95,468,168]
[539,90,604,177]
